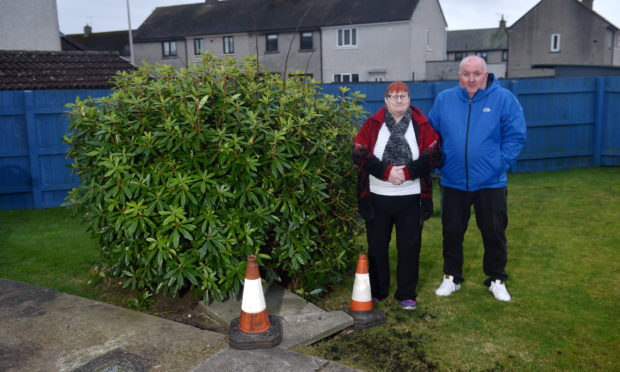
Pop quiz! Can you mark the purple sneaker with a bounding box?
[400,299,416,310]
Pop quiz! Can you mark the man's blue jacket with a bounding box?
[428,74,527,191]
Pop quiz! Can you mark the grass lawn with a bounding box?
[1,167,619,371]
[298,167,620,371]
[0,208,101,299]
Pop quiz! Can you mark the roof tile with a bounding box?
[0,50,135,90]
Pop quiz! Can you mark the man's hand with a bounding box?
[388,165,406,185]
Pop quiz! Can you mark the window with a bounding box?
[337,28,357,47]
[300,32,313,50]
[194,39,204,55]
[454,52,464,61]
[550,33,561,52]
[475,51,488,61]
[223,36,234,54]
[502,50,508,61]
[162,40,177,57]
[333,73,359,83]
[426,28,431,51]
[289,73,314,82]
[266,34,278,52]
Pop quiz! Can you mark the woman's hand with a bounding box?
[388,165,406,185]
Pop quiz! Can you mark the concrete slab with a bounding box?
[0,278,362,372]
[192,347,363,372]
[0,279,227,372]
[201,282,354,349]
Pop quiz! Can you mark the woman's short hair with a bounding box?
[385,81,410,96]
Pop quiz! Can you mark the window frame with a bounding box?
[475,51,488,61]
[162,40,177,57]
[194,38,204,55]
[266,33,279,52]
[333,73,359,83]
[502,50,508,61]
[550,33,561,52]
[337,28,357,47]
[454,51,464,61]
[426,28,432,51]
[223,36,234,54]
[300,31,313,50]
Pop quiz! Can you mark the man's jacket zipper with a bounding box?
[465,97,473,191]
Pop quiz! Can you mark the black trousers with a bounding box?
[441,186,508,285]
[366,193,421,301]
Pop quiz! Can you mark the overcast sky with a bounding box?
[57,0,620,34]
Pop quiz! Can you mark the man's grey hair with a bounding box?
[459,55,487,73]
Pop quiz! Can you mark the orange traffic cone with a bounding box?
[345,253,386,329]
[229,255,282,349]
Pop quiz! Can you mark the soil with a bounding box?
[145,292,227,334]
[95,277,227,334]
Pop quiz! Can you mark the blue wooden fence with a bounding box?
[0,89,109,210]
[321,76,620,172]
[1,76,619,210]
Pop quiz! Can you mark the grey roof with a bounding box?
[447,28,507,52]
[135,0,421,41]
[0,50,135,90]
[62,30,135,57]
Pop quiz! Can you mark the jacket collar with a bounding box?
[458,73,498,101]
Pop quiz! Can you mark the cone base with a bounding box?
[229,315,283,350]
[345,309,387,330]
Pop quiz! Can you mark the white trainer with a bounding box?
[489,279,511,301]
[435,275,461,296]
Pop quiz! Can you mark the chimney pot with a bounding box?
[84,24,92,36]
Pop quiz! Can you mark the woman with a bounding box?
[353,81,442,310]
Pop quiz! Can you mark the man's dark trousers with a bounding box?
[440,186,508,285]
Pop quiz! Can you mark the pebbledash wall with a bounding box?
[1,77,619,210]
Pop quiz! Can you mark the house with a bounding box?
[507,0,620,78]
[426,17,508,80]
[0,0,61,51]
[62,25,134,62]
[132,0,447,82]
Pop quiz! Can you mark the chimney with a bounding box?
[84,24,92,37]
[499,15,506,30]
[582,0,593,10]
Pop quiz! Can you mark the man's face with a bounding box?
[458,59,488,97]
[384,91,410,118]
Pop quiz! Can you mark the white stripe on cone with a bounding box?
[351,273,372,302]
[241,278,266,313]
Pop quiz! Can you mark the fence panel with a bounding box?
[603,78,620,166]
[0,89,110,210]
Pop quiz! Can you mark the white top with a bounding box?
[369,122,421,196]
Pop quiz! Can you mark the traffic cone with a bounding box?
[229,255,282,349]
[345,253,387,329]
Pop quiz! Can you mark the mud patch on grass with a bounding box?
[314,326,438,371]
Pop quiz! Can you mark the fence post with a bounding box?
[593,77,605,167]
[509,79,520,173]
[24,90,43,209]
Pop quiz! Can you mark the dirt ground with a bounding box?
[96,278,227,334]
[145,292,227,334]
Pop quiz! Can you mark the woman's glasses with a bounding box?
[386,94,409,101]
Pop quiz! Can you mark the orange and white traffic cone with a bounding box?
[345,253,386,329]
[229,255,282,349]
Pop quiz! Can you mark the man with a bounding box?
[428,56,526,301]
